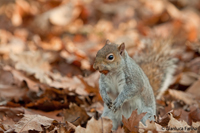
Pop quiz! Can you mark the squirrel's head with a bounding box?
[93,40,125,75]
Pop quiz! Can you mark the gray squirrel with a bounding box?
[93,40,175,130]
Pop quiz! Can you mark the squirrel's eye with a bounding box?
[106,53,114,61]
[108,55,113,60]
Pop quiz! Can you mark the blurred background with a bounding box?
[0,0,200,131]
[0,0,200,76]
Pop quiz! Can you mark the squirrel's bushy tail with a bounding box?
[134,39,177,99]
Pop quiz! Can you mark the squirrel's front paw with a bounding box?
[104,97,112,109]
[111,99,122,113]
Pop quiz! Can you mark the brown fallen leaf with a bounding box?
[0,127,5,132]
[182,9,200,42]
[49,121,76,133]
[24,108,63,122]
[75,117,112,133]
[0,68,24,102]
[156,113,171,127]
[167,89,198,105]
[79,75,102,101]
[153,113,200,132]
[10,51,52,84]
[3,66,40,92]
[186,78,200,100]
[122,109,146,133]
[48,75,88,95]
[25,97,69,112]
[49,126,72,133]
[0,84,27,103]
[1,117,15,131]
[157,103,199,127]
[86,102,104,115]
[0,36,25,55]
[63,103,89,126]
[48,121,76,133]
[189,108,200,123]
[191,122,200,133]
[66,121,76,131]
[49,1,80,26]
[172,109,191,125]
[83,71,100,88]
[32,0,80,34]
[167,113,190,132]
[139,120,161,133]
[0,107,24,122]
[179,72,198,86]
[14,114,57,132]
[9,51,88,95]
[0,67,15,85]
[0,29,12,44]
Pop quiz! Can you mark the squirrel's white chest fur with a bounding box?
[104,71,125,101]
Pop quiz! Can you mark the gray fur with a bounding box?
[99,51,156,130]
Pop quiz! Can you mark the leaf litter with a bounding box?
[0,0,200,132]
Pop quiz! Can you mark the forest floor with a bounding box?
[0,0,200,132]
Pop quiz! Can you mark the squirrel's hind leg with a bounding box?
[101,104,122,130]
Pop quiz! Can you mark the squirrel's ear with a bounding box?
[118,43,125,55]
[105,40,111,45]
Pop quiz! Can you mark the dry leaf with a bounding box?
[1,118,15,130]
[25,97,69,112]
[191,122,200,133]
[24,108,63,122]
[9,51,89,95]
[0,0,200,132]
[186,57,200,74]
[86,102,104,115]
[167,89,197,105]
[10,51,52,84]
[0,107,24,122]
[186,78,200,100]
[179,72,198,86]
[33,0,80,33]
[14,114,57,132]
[49,126,72,133]
[49,2,80,26]
[139,120,159,132]
[49,121,76,133]
[0,84,26,102]
[79,75,102,101]
[75,117,112,133]
[167,113,190,132]
[3,66,39,92]
[63,103,89,126]
[0,67,27,102]
[172,109,191,125]
[83,71,100,88]
[122,109,146,133]
[0,37,25,55]
[189,108,200,122]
